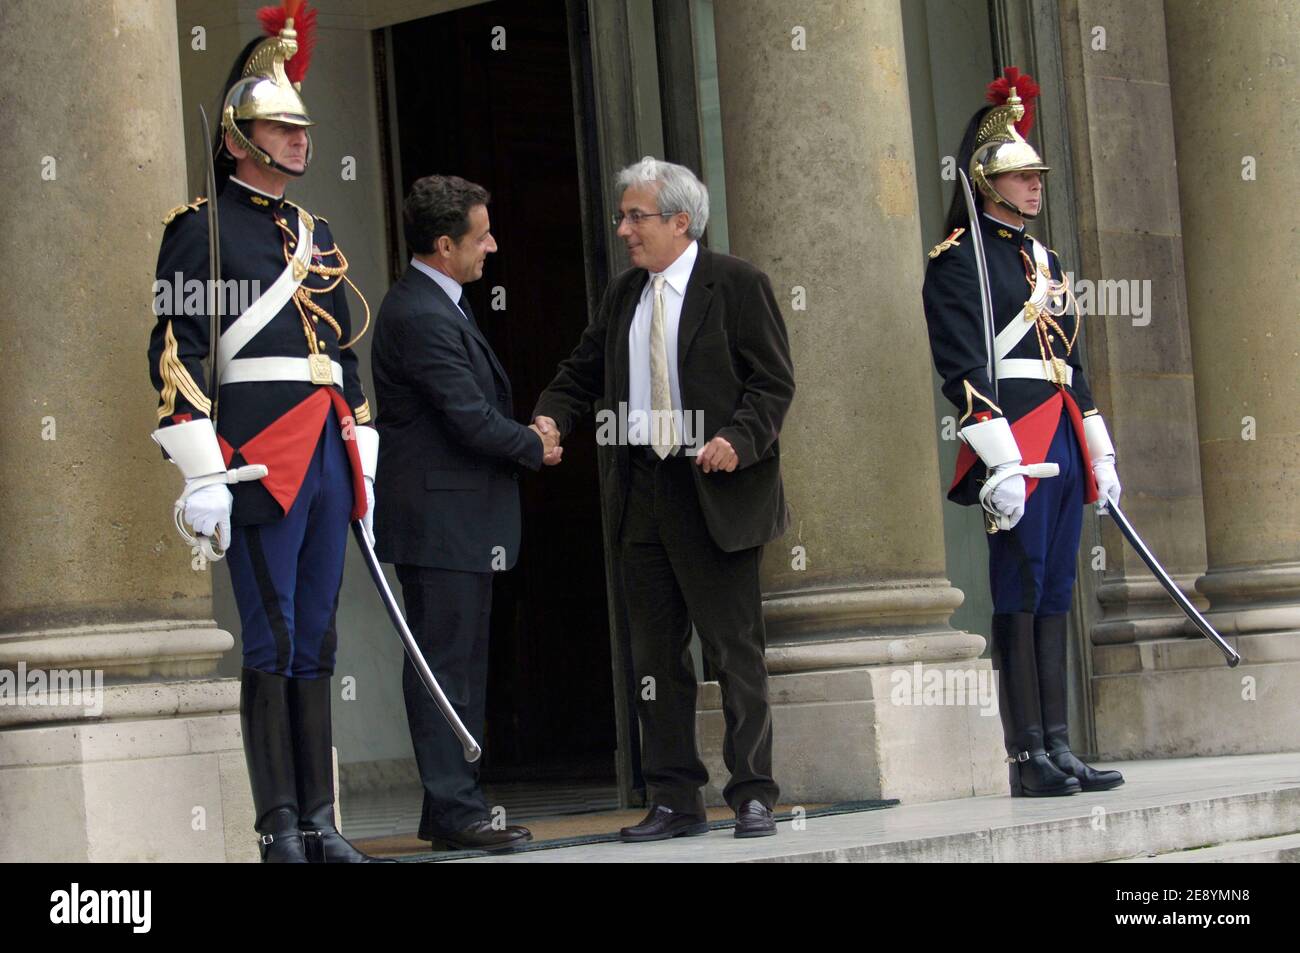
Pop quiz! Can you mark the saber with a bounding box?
[958,169,998,403]
[1107,501,1240,667]
[351,522,482,761]
[957,169,1010,535]
[168,103,246,563]
[197,105,223,406]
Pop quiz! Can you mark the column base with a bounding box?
[1093,573,1210,644]
[1092,629,1300,759]
[0,624,258,862]
[696,660,1007,807]
[1196,563,1300,636]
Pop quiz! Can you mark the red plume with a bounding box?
[986,66,1040,137]
[257,1,316,85]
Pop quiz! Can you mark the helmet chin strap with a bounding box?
[255,134,313,178]
[1009,201,1038,220]
[980,182,1038,221]
[225,121,313,179]
[269,158,309,177]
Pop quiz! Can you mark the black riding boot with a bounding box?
[990,613,1080,797]
[288,675,394,863]
[241,668,309,862]
[1035,614,1124,791]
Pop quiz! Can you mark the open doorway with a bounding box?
[382,0,617,800]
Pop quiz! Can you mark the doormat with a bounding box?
[358,799,899,862]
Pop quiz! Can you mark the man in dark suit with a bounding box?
[533,157,795,841]
[371,175,560,851]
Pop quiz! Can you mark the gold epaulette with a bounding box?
[162,196,208,225]
[928,227,965,259]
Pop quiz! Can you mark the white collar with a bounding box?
[982,212,1025,233]
[410,257,465,310]
[648,241,699,296]
[230,176,284,201]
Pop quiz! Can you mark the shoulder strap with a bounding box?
[992,238,1052,362]
[217,214,313,375]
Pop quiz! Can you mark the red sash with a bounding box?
[218,388,368,520]
[950,391,1098,504]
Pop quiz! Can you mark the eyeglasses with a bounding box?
[611,209,681,227]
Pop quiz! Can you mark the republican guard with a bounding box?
[922,69,1125,798]
[147,1,389,860]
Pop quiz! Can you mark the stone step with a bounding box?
[454,753,1300,863]
[1111,831,1300,863]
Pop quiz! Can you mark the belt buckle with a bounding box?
[308,353,334,385]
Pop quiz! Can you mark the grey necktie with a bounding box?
[649,274,679,458]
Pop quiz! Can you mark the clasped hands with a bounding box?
[529,416,738,473]
[529,417,564,466]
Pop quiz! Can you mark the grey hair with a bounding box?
[615,156,709,240]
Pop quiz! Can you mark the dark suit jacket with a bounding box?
[372,265,543,571]
[533,246,795,553]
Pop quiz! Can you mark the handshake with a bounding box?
[527,416,564,466]
[525,414,741,473]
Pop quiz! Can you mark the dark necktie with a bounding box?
[457,293,478,329]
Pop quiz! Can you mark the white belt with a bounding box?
[222,356,343,388]
[997,358,1073,387]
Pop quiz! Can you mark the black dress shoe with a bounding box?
[734,799,777,838]
[1048,748,1125,791]
[430,819,533,852]
[619,805,710,843]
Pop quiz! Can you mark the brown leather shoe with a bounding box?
[430,819,533,852]
[734,799,777,838]
[619,805,710,843]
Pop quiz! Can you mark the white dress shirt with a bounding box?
[410,256,468,320]
[627,240,698,446]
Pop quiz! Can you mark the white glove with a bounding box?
[184,483,233,551]
[1093,454,1121,514]
[986,463,1027,529]
[362,476,376,546]
[1082,415,1121,515]
[961,416,1035,530]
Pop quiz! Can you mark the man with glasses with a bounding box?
[532,157,796,841]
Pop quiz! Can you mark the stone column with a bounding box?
[0,0,254,861]
[1159,0,1300,754]
[1056,0,1216,758]
[705,0,1004,804]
